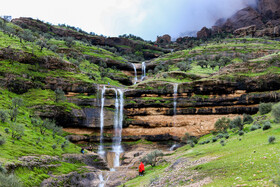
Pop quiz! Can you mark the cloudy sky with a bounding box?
[0,0,256,40]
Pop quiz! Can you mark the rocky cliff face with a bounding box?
[197,0,280,38]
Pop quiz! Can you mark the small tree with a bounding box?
[243,114,253,124]
[55,88,66,103]
[10,123,24,140]
[215,117,231,132]
[272,102,280,122]
[8,97,23,122]
[259,103,273,115]
[229,116,243,130]
[64,37,75,47]
[0,110,8,123]
[140,150,163,167]
[36,39,48,51]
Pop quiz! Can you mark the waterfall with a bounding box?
[98,174,105,187]
[141,61,146,81]
[112,89,124,167]
[169,144,177,151]
[173,84,178,116]
[98,86,106,156]
[131,63,138,85]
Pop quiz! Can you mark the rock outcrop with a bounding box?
[197,0,280,38]
[156,34,171,44]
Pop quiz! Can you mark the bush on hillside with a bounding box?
[10,123,24,140]
[272,102,280,122]
[4,128,9,134]
[268,136,276,144]
[140,150,163,167]
[55,88,66,103]
[215,117,231,132]
[0,110,8,123]
[220,140,225,146]
[243,114,253,124]
[0,137,6,145]
[0,173,22,187]
[250,125,260,131]
[238,130,244,136]
[259,103,273,115]
[229,116,243,130]
[212,137,217,142]
[263,121,271,131]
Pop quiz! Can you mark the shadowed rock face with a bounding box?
[221,7,264,32]
[258,0,280,21]
[198,0,280,38]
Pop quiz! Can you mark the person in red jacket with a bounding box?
[139,162,145,176]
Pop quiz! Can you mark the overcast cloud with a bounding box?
[0,0,257,40]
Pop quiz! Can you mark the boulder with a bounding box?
[197,27,212,39]
[156,34,171,44]
[233,25,257,37]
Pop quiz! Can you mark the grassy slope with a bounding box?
[0,88,88,186]
[148,38,280,81]
[0,30,127,87]
[124,112,280,186]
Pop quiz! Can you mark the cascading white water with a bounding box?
[141,61,146,81]
[98,86,106,156]
[131,63,138,85]
[112,89,124,168]
[98,174,105,187]
[169,144,177,151]
[173,84,178,116]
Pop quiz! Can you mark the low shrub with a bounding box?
[224,134,229,139]
[263,121,271,131]
[0,110,8,123]
[272,102,280,122]
[250,125,259,131]
[243,114,253,124]
[216,133,224,139]
[212,137,217,143]
[4,128,9,134]
[0,172,22,187]
[0,137,6,145]
[268,136,276,144]
[230,116,243,130]
[220,140,225,146]
[259,103,273,115]
[140,150,163,167]
[52,144,57,150]
[238,130,244,136]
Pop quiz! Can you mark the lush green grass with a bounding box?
[15,162,87,186]
[0,31,56,57]
[124,164,169,187]
[124,113,280,186]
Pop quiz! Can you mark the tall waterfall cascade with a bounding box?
[131,63,138,85]
[141,61,146,81]
[98,86,106,156]
[112,89,124,167]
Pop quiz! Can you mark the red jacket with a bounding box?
[139,162,145,172]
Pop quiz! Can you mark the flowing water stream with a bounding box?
[112,89,124,167]
[98,86,106,156]
[141,61,146,81]
[131,63,138,85]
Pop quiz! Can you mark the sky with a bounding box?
[0,0,257,41]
